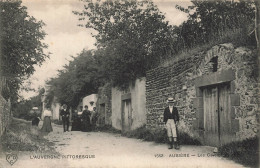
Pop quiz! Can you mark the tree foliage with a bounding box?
[74,0,173,88]
[45,50,101,108]
[45,0,256,107]
[12,88,44,120]
[0,1,49,101]
[175,0,256,49]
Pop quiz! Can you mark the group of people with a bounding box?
[32,97,180,150]
[60,104,98,132]
[31,107,53,137]
[31,104,98,135]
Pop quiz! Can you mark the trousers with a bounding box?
[166,119,177,137]
[62,116,69,131]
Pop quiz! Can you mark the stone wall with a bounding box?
[96,83,112,126]
[146,43,258,145]
[146,52,203,134]
[0,94,12,137]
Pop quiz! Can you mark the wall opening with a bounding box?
[121,99,132,132]
[210,56,218,72]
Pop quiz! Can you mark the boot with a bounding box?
[168,137,173,149]
[174,141,180,150]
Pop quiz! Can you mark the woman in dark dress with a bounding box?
[81,105,91,132]
[41,108,53,133]
[71,109,81,131]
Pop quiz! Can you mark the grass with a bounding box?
[0,118,58,155]
[96,124,201,145]
[218,136,259,168]
[161,27,256,67]
[95,125,121,134]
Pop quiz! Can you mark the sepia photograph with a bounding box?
[0,0,259,167]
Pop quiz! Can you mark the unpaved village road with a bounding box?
[1,122,245,168]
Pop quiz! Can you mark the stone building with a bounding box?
[146,43,258,147]
[96,83,112,126]
[111,77,146,131]
[82,94,97,111]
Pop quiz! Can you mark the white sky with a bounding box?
[20,0,191,99]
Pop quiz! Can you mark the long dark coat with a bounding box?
[81,110,91,132]
[71,112,81,131]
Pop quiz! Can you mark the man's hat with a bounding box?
[167,97,175,103]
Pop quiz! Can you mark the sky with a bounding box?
[20,0,191,99]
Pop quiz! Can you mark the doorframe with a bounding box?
[193,69,240,146]
[121,93,132,132]
[202,83,230,146]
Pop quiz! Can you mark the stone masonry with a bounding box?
[146,43,259,144]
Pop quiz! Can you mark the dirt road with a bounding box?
[0,122,245,168]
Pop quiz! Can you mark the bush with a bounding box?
[123,125,154,141]
[178,131,201,145]
[152,128,168,144]
[95,125,121,134]
[218,136,259,168]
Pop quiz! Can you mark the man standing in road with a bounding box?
[60,104,70,132]
[163,97,180,149]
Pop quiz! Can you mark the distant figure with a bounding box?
[81,105,91,132]
[60,104,70,132]
[31,112,41,138]
[91,107,98,130]
[77,106,83,128]
[32,112,40,126]
[71,109,81,131]
[41,108,53,133]
[78,106,83,115]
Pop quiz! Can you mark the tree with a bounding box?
[45,50,101,108]
[175,0,256,50]
[74,0,173,88]
[12,87,44,120]
[255,0,260,49]
[0,1,49,101]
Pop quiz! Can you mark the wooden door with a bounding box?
[203,83,232,147]
[203,86,220,146]
[122,99,132,131]
[219,84,233,145]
